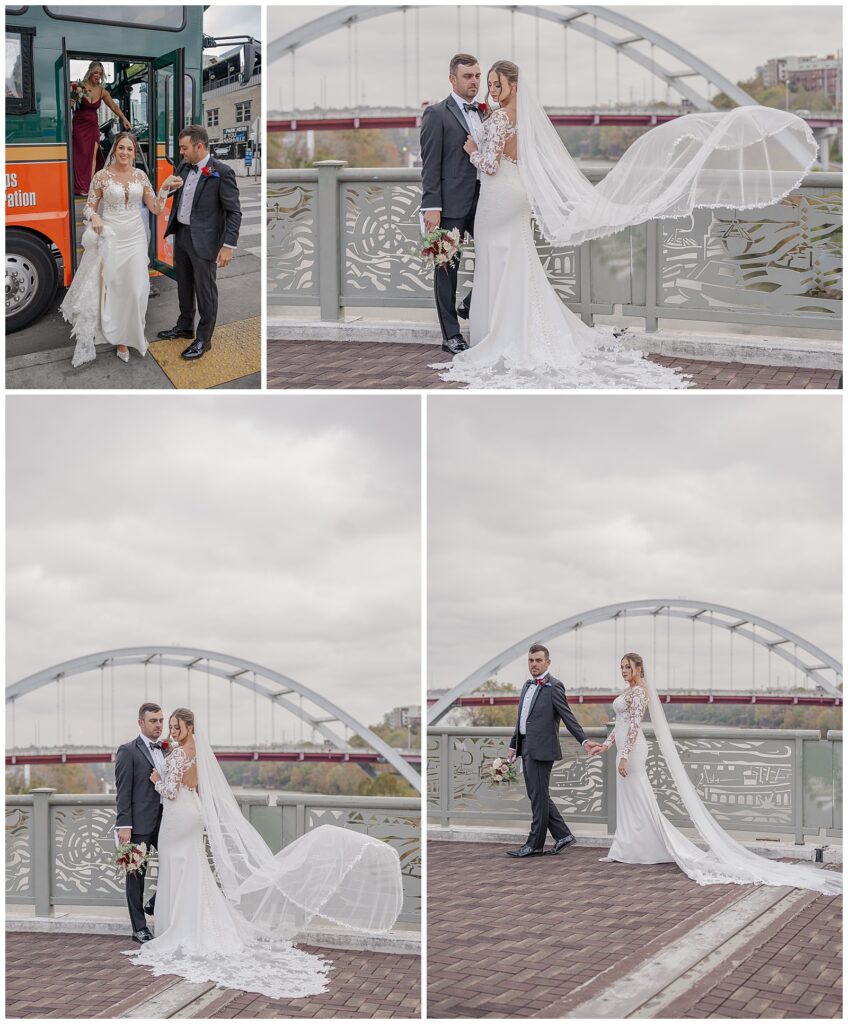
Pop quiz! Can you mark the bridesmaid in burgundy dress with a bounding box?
[71,61,132,195]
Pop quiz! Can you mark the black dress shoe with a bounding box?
[506,844,545,858]
[143,901,155,916]
[550,836,577,854]
[157,326,194,340]
[131,928,153,943]
[181,339,212,360]
[441,334,468,355]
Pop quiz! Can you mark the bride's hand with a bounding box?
[89,213,104,235]
[150,770,161,784]
[162,175,183,191]
[463,134,478,155]
[618,758,629,778]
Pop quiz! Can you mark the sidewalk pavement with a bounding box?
[267,340,841,390]
[6,932,420,1019]
[427,839,841,1019]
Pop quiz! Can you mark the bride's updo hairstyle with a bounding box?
[170,707,195,737]
[621,652,646,680]
[486,60,519,114]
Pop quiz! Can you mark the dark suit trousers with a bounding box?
[174,222,218,344]
[126,818,160,933]
[523,755,572,850]
[434,187,479,341]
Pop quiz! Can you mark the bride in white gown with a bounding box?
[128,708,403,999]
[595,654,841,895]
[436,61,818,389]
[60,133,182,367]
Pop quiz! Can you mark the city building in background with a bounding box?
[757,51,842,104]
[386,705,422,731]
[203,41,262,177]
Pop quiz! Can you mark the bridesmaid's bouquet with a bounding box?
[114,841,149,876]
[483,756,519,787]
[70,80,87,105]
[419,227,462,272]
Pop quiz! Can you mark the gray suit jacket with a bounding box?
[510,675,589,761]
[114,736,162,836]
[420,95,479,220]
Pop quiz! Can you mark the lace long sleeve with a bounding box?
[620,686,648,760]
[155,747,188,800]
[82,172,103,222]
[601,732,616,753]
[141,171,171,215]
[469,109,510,175]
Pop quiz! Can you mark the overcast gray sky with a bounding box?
[268,4,842,110]
[204,5,261,58]
[428,394,842,697]
[7,396,420,749]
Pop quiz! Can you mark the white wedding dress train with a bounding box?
[61,168,163,367]
[600,687,841,895]
[127,739,403,999]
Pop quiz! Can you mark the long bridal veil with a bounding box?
[643,681,841,895]
[516,80,819,247]
[193,729,404,940]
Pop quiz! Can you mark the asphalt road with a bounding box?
[6,178,262,389]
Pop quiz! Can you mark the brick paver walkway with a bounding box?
[679,894,842,1019]
[267,340,841,390]
[5,933,419,1019]
[427,841,842,1019]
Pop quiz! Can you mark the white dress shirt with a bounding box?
[176,152,235,250]
[517,673,594,750]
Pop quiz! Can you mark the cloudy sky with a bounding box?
[268,4,842,111]
[205,5,261,59]
[428,394,842,696]
[7,396,420,749]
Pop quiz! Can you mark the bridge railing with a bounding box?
[268,163,842,336]
[5,790,421,926]
[427,725,842,846]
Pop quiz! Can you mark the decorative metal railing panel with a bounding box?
[428,727,842,844]
[6,791,421,926]
[5,804,33,900]
[268,164,842,337]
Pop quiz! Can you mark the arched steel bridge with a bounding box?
[427,599,843,724]
[7,646,421,792]
[270,4,760,112]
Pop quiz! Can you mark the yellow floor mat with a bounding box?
[149,316,261,389]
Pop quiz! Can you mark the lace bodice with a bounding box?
[470,108,518,175]
[601,686,648,759]
[83,168,168,221]
[154,745,197,800]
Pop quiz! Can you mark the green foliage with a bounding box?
[270,129,401,169]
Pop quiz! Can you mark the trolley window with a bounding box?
[44,6,186,31]
[5,27,35,116]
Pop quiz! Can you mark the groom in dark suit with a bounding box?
[158,125,242,360]
[507,644,602,858]
[420,53,483,354]
[115,703,166,942]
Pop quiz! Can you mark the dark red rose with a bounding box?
[201,165,212,177]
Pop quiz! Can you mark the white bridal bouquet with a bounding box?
[484,756,519,787]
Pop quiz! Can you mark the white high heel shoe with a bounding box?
[116,347,130,363]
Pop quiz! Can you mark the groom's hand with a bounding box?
[508,748,516,763]
[422,210,441,232]
[216,246,234,269]
[118,827,131,845]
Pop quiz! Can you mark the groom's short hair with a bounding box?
[450,53,479,76]
[178,124,209,149]
[528,643,550,660]
[138,702,162,721]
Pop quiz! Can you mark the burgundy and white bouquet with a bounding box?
[114,841,149,876]
[70,80,88,105]
[483,756,519,787]
[419,227,463,272]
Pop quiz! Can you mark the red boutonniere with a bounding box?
[160,740,171,753]
[478,103,489,114]
[201,165,212,177]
